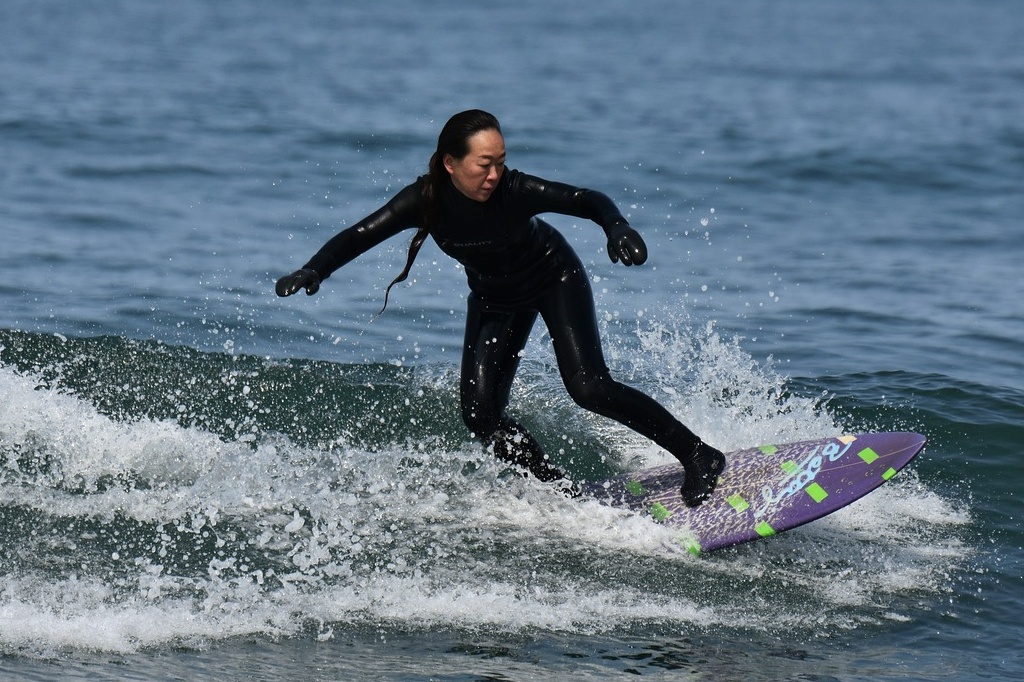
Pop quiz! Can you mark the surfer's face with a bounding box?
[444,128,505,202]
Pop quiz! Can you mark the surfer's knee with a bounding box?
[461,392,505,442]
[461,404,492,438]
[563,369,616,412]
[460,378,495,434]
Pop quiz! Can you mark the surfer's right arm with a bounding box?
[275,181,424,297]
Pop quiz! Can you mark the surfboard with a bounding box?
[584,432,926,555]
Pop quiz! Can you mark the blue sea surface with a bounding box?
[2,0,1022,679]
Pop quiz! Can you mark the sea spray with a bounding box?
[2,331,970,654]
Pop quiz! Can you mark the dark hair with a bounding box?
[379,110,502,315]
[423,109,501,229]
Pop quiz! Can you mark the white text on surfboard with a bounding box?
[757,439,854,514]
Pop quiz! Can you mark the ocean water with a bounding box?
[1,0,1022,679]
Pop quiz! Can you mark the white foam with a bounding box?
[0,365,222,495]
[0,354,972,655]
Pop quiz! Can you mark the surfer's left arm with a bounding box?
[515,173,647,266]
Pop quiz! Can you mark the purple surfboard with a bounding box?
[585,432,926,555]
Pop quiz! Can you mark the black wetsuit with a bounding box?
[300,169,704,480]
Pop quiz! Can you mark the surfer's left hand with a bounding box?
[606,224,647,266]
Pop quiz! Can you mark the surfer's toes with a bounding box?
[680,442,727,507]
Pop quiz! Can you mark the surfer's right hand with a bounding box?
[275,268,320,297]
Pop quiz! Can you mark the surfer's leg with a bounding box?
[539,265,725,505]
[459,295,566,482]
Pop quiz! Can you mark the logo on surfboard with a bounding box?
[757,438,856,516]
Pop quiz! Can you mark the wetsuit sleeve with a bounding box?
[514,172,630,234]
[302,181,423,281]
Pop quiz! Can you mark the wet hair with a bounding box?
[423,109,501,229]
[379,110,502,315]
